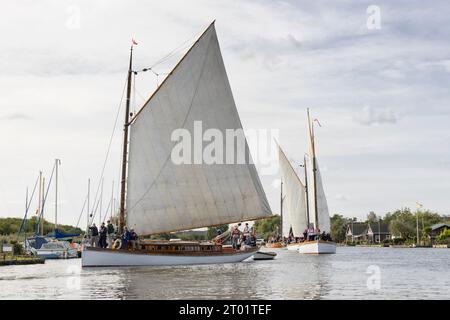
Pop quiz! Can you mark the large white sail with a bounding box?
[278,146,308,237]
[125,23,272,235]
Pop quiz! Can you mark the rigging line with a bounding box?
[17,174,40,237]
[88,193,102,226]
[132,29,202,77]
[149,32,200,69]
[127,34,213,213]
[101,198,112,224]
[134,87,148,105]
[38,163,56,229]
[75,195,88,228]
[89,74,128,217]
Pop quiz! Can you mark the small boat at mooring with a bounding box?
[253,251,277,260]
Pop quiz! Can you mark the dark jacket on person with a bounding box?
[107,223,115,235]
[122,230,131,241]
[99,226,107,238]
[130,231,138,241]
[90,226,99,237]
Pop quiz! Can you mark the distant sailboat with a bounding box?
[82,21,273,267]
[278,110,336,254]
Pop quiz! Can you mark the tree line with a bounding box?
[252,208,449,244]
[0,216,83,238]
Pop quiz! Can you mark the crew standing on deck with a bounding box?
[130,228,138,250]
[106,220,115,248]
[89,223,99,247]
[121,226,131,249]
[99,222,108,248]
[231,223,241,249]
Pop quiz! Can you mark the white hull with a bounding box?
[286,244,301,251]
[36,248,78,259]
[297,241,336,254]
[82,247,257,267]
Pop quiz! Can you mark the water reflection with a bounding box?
[1,247,449,299]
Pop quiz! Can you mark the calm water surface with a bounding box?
[0,247,449,299]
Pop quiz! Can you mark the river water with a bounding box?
[0,247,449,299]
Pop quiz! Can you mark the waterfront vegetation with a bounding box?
[253,208,449,246]
[253,215,281,240]
[0,217,83,244]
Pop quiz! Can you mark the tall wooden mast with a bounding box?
[119,45,134,234]
[307,108,319,232]
[280,180,283,239]
[303,156,310,228]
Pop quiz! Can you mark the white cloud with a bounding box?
[354,106,398,125]
[1,0,450,225]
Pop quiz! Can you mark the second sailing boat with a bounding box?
[278,110,336,254]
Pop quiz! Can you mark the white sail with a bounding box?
[278,146,308,237]
[315,161,330,233]
[307,111,331,234]
[125,23,272,235]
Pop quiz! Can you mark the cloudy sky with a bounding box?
[1,0,449,228]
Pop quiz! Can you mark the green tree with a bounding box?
[437,229,450,243]
[253,216,281,240]
[366,211,378,224]
[388,208,416,239]
[207,224,229,239]
[330,214,351,243]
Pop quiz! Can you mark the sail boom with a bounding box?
[137,215,272,238]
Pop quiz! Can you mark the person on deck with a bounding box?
[89,224,99,247]
[99,223,108,248]
[231,224,241,250]
[106,220,115,248]
[121,227,131,250]
[130,228,138,250]
[243,223,250,243]
[215,229,223,245]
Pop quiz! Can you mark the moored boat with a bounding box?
[253,251,277,260]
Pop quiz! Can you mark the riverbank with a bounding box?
[0,254,45,266]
